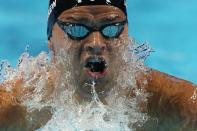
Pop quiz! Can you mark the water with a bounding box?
[0,37,151,130]
[0,0,197,130]
[0,0,197,83]
[37,82,133,131]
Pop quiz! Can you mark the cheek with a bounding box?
[51,25,79,51]
[72,46,85,69]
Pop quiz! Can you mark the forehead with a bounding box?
[58,5,126,22]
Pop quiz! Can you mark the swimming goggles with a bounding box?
[57,20,127,40]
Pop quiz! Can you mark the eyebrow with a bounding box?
[98,14,124,23]
[59,14,124,24]
[59,13,93,23]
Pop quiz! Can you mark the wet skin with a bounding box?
[0,5,197,131]
[49,5,128,98]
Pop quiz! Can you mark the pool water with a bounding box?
[0,0,196,84]
[0,1,197,130]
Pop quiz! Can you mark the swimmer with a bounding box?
[0,0,197,130]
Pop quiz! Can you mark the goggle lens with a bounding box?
[57,21,126,40]
[102,24,123,38]
[65,24,89,39]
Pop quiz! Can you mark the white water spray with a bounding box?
[0,37,152,130]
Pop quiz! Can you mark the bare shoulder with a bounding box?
[0,75,53,130]
[0,79,24,109]
[0,79,28,130]
[137,68,196,99]
[136,69,197,129]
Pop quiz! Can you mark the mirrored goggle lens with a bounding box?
[61,24,89,39]
[102,24,124,38]
[58,22,125,40]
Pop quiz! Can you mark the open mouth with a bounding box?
[85,57,108,79]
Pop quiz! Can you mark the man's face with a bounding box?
[49,5,128,98]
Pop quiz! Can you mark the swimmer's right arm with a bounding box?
[0,79,53,130]
[0,79,28,130]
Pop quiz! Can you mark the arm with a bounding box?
[137,69,197,130]
[0,79,28,130]
[0,79,52,130]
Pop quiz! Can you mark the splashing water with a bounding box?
[37,80,147,131]
[0,37,152,130]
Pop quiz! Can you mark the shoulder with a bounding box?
[136,68,197,129]
[137,68,196,94]
[0,79,24,104]
[0,79,28,129]
[0,78,24,110]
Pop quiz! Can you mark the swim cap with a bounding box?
[47,0,127,39]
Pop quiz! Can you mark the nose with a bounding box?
[84,32,107,55]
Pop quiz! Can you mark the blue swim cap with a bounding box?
[47,0,127,39]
